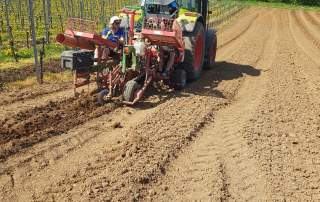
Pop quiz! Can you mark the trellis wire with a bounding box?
[0,0,139,49]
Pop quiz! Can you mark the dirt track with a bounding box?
[1,7,320,201]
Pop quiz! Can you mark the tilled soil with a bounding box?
[0,82,71,107]
[0,7,320,202]
[0,95,119,162]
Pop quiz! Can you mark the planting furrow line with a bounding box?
[287,11,320,104]
[304,11,320,28]
[147,9,278,201]
[243,10,320,200]
[288,11,320,67]
[217,9,273,61]
[291,11,320,49]
[218,12,259,49]
[300,11,320,36]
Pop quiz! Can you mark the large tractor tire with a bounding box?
[123,80,140,102]
[204,29,217,68]
[182,21,206,81]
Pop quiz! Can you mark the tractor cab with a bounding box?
[176,0,207,14]
[176,0,199,13]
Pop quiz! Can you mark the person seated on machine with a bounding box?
[168,1,179,18]
[94,16,125,65]
[143,0,179,19]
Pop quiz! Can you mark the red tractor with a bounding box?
[57,0,217,105]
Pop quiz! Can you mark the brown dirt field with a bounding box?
[0,7,320,202]
[0,82,71,106]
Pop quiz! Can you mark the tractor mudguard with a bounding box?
[177,9,203,33]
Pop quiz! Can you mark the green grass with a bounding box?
[0,52,7,62]
[240,0,320,11]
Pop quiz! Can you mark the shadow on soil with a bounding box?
[136,61,261,109]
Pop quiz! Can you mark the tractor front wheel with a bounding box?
[182,21,206,81]
[123,80,140,102]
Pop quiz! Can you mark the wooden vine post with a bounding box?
[28,0,42,84]
[42,0,50,43]
[4,0,18,62]
[46,0,51,27]
[0,14,3,48]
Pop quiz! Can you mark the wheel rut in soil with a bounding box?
[299,10,320,38]
[303,11,320,28]
[217,12,260,59]
[291,11,320,49]
[217,9,259,49]
[288,11,320,66]
[217,9,272,61]
[288,10,320,91]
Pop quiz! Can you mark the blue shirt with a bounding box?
[101,28,125,43]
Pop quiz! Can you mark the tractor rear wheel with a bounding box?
[171,69,187,90]
[123,80,140,102]
[182,21,206,81]
[204,29,217,68]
